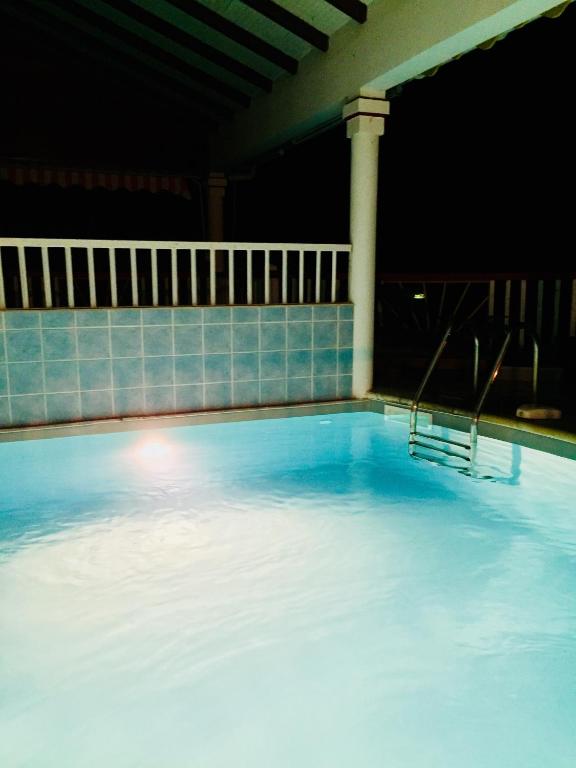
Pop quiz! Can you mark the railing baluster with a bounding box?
[64,246,75,308]
[504,279,511,327]
[264,249,270,305]
[209,248,216,306]
[247,250,253,305]
[109,248,118,308]
[570,279,576,337]
[281,250,287,304]
[130,247,138,307]
[0,248,6,309]
[552,279,561,343]
[315,250,321,303]
[228,250,235,305]
[331,251,337,303]
[41,245,52,308]
[536,280,544,339]
[519,279,527,347]
[298,250,304,304]
[18,245,29,309]
[191,250,198,306]
[151,248,159,307]
[488,280,495,318]
[87,247,97,308]
[171,249,179,306]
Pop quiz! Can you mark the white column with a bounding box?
[344,92,389,397]
[206,172,227,242]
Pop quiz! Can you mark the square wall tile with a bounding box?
[8,362,42,395]
[77,328,110,359]
[174,325,202,355]
[204,354,231,383]
[175,384,204,411]
[313,322,338,349]
[174,355,203,385]
[112,358,144,389]
[75,310,109,327]
[5,311,40,329]
[338,321,354,347]
[287,350,312,378]
[43,329,77,360]
[44,361,79,393]
[233,352,259,381]
[204,382,231,409]
[114,388,145,417]
[287,306,312,322]
[287,377,312,403]
[260,351,286,380]
[6,330,42,362]
[233,380,260,407]
[79,359,112,391]
[260,378,286,404]
[203,307,231,324]
[0,333,5,362]
[142,308,172,325]
[338,348,353,375]
[313,376,338,400]
[338,305,353,321]
[10,394,46,425]
[46,392,81,423]
[111,327,142,358]
[144,386,175,414]
[0,364,6,396]
[144,356,174,387]
[110,309,141,326]
[232,307,259,323]
[261,306,286,322]
[203,324,231,354]
[81,389,114,419]
[233,324,259,352]
[287,322,312,350]
[0,396,9,426]
[313,349,338,377]
[143,326,173,356]
[41,310,75,328]
[313,305,338,321]
[260,323,286,351]
[173,308,202,325]
[338,375,353,398]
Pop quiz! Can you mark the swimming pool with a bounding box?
[1,411,575,767]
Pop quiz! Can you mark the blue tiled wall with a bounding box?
[0,305,354,427]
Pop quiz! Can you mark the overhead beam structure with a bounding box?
[324,0,368,24]
[239,0,330,51]
[217,0,567,167]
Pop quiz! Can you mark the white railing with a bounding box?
[0,238,352,309]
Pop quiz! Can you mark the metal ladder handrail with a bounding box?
[409,323,541,474]
[409,324,480,463]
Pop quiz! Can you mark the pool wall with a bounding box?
[0,305,353,427]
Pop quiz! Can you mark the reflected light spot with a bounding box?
[133,437,175,468]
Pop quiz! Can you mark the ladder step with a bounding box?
[412,431,471,450]
[410,440,471,460]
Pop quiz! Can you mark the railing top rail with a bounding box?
[0,238,352,252]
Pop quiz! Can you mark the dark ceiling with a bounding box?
[0,0,369,173]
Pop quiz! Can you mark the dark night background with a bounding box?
[0,2,574,275]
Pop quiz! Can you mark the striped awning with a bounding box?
[0,164,192,198]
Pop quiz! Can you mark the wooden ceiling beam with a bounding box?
[166,0,298,74]
[103,0,273,93]
[240,0,329,51]
[324,0,367,24]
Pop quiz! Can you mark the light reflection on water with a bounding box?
[0,413,575,767]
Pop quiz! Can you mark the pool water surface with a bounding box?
[0,412,575,767]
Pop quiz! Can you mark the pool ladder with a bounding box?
[409,324,539,473]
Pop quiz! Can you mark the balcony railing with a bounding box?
[0,238,352,310]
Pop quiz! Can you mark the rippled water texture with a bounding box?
[1,412,575,767]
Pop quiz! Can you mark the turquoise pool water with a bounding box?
[0,412,575,767]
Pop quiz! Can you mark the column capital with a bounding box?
[206,171,228,192]
[343,94,389,138]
